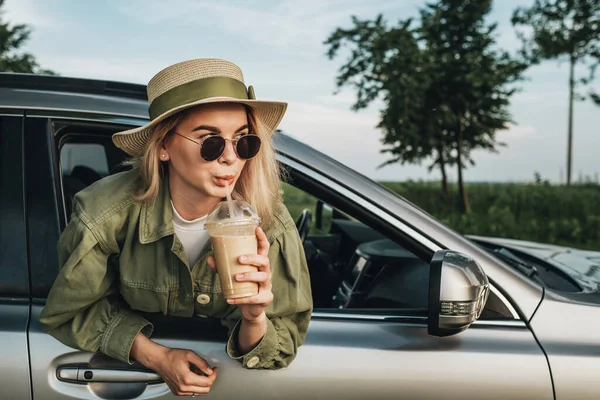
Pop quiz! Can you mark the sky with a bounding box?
[4,0,600,183]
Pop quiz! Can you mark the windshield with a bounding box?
[472,238,600,293]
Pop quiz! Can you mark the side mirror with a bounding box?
[428,250,490,337]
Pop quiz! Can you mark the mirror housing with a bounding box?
[428,250,490,337]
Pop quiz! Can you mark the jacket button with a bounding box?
[246,356,260,368]
[196,294,211,305]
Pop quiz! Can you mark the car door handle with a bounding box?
[57,366,163,383]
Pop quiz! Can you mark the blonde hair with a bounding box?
[125,104,283,228]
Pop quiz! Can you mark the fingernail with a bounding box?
[236,273,244,279]
[240,256,247,261]
[207,368,213,374]
[227,299,234,304]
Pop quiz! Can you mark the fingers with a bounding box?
[235,271,269,284]
[227,290,273,305]
[186,351,214,376]
[166,367,218,396]
[238,254,270,272]
[206,256,216,273]
[182,367,218,388]
[160,349,218,397]
[256,226,270,256]
[175,366,218,396]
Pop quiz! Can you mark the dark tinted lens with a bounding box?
[200,136,226,161]
[236,135,261,159]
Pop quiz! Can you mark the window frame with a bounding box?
[0,111,28,297]
[25,116,133,299]
[278,154,519,321]
[54,121,132,229]
[29,114,518,322]
[281,169,433,314]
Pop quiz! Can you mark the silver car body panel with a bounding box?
[29,305,553,400]
[530,292,600,400]
[0,300,32,400]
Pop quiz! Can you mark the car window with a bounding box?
[282,180,430,313]
[59,133,129,219]
[52,128,432,314]
[44,123,511,320]
[61,142,109,177]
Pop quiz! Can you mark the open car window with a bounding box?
[53,122,514,320]
[282,181,431,314]
[280,176,513,320]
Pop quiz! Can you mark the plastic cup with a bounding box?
[205,200,261,299]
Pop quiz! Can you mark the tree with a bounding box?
[324,0,526,213]
[0,0,55,74]
[512,0,600,186]
[324,15,456,199]
[419,0,527,212]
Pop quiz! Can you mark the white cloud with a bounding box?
[513,90,568,104]
[278,100,385,175]
[500,123,539,138]
[315,91,362,107]
[115,0,421,55]
[37,56,163,83]
[279,100,552,181]
[3,0,72,30]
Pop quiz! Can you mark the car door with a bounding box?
[0,112,32,400]
[26,114,554,400]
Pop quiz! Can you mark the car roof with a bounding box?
[0,72,149,118]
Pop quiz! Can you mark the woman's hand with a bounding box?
[207,226,273,322]
[131,333,218,396]
[154,348,218,396]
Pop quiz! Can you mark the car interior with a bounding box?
[56,124,513,319]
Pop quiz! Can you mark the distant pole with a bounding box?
[566,56,575,186]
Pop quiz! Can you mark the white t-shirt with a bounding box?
[171,201,210,268]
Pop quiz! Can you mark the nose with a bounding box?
[218,139,237,165]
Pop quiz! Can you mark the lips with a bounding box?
[214,175,235,187]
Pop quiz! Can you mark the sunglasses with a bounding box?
[173,132,262,161]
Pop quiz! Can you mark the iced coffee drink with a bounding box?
[205,199,261,299]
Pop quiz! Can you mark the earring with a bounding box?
[161,154,167,159]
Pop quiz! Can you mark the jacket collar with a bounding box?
[139,173,174,244]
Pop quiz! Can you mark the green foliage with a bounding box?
[381,180,600,250]
[280,178,600,251]
[0,0,55,74]
[512,0,600,89]
[512,0,600,185]
[324,0,527,214]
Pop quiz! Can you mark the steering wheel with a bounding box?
[295,209,312,243]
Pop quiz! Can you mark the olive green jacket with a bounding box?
[39,168,313,370]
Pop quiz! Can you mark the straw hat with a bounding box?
[112,58,288,157]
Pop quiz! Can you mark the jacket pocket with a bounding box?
[119,280,170,314]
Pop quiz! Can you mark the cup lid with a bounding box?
[205,199,261,229]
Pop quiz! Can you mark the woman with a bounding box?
[39,58,313,397]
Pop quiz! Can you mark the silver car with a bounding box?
[1,72,598,400]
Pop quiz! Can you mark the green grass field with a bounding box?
[281,180,600,251]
